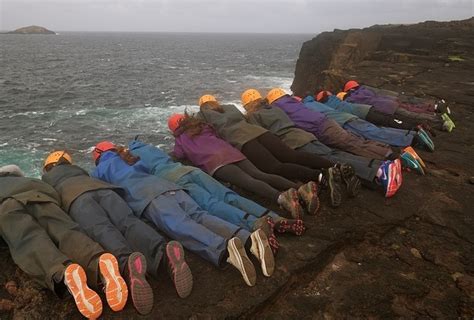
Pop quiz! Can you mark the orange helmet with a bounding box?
[168,113,185,132]
[43,151,72,171]
[198,95,217,107]
[266,88,287,104]
[241,89,262,106]
[93,141,116,164]
[344,80,359,92]
[316,91,333,102]
[336,92,348,100]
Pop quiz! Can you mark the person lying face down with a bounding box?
[91,141,275,287]
[0,164,124,319]
[266,87,402,162]
[342,81,454,132]
[318,90,429,132]
[168,111,317,218]
[41,150,192,313]
[300,94,435,152]
[127,138,306,247]
[197,95,340,193]
[241,89,403,198]
[343,80,450,115]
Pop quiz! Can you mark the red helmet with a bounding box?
[315,91,332,102]
[93,141,116,164]
[344,80,359,92]
[168,113,185,132]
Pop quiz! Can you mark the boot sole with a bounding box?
[64,263,103,319]
[127,252,153,315]
[250,230,275,277]
[166,241,193,298]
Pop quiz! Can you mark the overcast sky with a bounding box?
[1,0,473,33]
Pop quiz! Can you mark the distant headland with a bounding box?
[5,25,56,35]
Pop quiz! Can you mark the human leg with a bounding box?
[297,141,380,182]
[343,119,414,147]
[214,164,282,203]
[176,173,256,231]
[93,189,166,276]
[256,132,334,169]
[26,202,104,289]
[242,138,319,182]
[318,120,392,160]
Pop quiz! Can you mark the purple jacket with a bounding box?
[173,125,246,176]
[346,86,398,115]
[271,95,327,137]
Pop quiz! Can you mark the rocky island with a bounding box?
[0,18,473,319]
[5,25,56,35]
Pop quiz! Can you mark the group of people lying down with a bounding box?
[0,81,454,318]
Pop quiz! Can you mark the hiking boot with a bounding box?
[435,99,451,115]
[319,167,342,207]
[274,218,305,236]
[253,216,279,255]
[441,113,455,132]
[403,146,426,169]
[227,237,257,287]
[250,229,275,277]
[414,128,435,152]
[166,241,193,299]
[64,263,103,319]
[400,151,424,175]
[335,163,361,197]
[277,188,304,219]
[297,181,320,215]
[125,252,153,314]
[376,160,402,197]
[99,253,128,312]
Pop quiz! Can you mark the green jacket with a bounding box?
[246,105,316,149]
[198,104,267,150]
[0,174,60,206]
[42,164,122,212]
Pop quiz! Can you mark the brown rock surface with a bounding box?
[1,18,474,319]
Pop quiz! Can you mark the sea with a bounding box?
[0,32,313,177]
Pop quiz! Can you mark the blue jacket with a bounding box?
[91,151,181,216]
[128,140,196,182]
[302,96,357,126]
[324,96,372,120]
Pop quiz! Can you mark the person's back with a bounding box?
[324,95,372,120]
[346,87,398,115]
[128,141,194,182]
[0,171,60,205]
[174,123,246,175]
[302,96,358,126]
[92,151,180,215]
[42,163,120,212]
[198,103,267,150]
[245,103,316,150]
[270,95,327,136]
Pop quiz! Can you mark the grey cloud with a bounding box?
[1,0,473,33]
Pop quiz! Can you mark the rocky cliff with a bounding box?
[292,17,474,104]
[6,26,55,35]
[1,19,474,320]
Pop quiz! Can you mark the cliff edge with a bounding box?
[292,17,474,103]
[0,19,473,319]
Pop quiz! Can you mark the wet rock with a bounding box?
[0,299,14,311]
[5,281,17,296]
